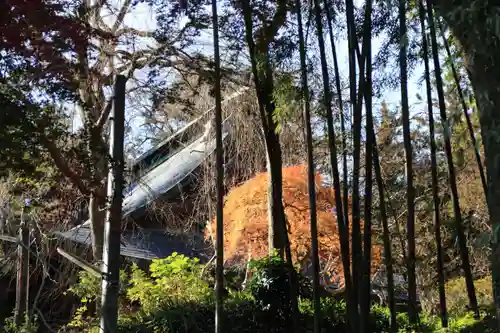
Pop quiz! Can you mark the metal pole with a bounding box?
[99,74,126,333]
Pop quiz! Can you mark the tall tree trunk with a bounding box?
[325,0,350,244]
[419,1,448,327]
[399,0,417,325]
[241,1,286,255]
[296,1,320,331]
[99,74,126,333]
[426,0,478,318]
[372,132,396,331]
[345,0,363,319]
[313,0,358,331]
[211,0,225,329]
[360,1,373,331]
[438,21,488,198]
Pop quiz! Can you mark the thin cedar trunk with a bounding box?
[372,132,396,331]
[324,1,355,321]
[282,218,299,333]
[437,20,488,198]
[311,0,358,331]
[345,0,363,317]
[211,0,225,330]
[399,0,417,325]
[296,1,320,332]
[425,0,478,318]
[360,0,373,331]
[324,0,350,246]
[418,1,448,327]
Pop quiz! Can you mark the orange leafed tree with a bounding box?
[206,164,382,285]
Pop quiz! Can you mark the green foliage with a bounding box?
[444,276,493,316]
[127,253,213,315]
[272,73,301,134]
[67,270,129,305]
[66,269,129,329]
[247,254,311,319]
[63,254,496,333]
[0,315,39,333]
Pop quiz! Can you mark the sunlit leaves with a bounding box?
[272,72,301,134]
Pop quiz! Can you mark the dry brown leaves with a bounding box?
[206,164,383,284]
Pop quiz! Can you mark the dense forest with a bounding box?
[0,0,499,332]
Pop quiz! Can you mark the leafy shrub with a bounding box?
[246,254,308,317]
[127,253,212,315]
[65,269,129,329]
[0,315,38,333]
[445,276,492,316]
[63,253,496,333]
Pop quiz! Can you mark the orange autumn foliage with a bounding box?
[205,164,383,285]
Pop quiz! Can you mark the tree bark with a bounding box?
[400,0,417,324]
[434,0,500,327]
[419,1,448,327]
[427,0,478,317]
[89,189,107,260]
[241,0,287,255]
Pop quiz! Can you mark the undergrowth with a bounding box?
[58,253,494,333]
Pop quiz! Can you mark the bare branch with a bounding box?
[40,137,90,196]
[112,0,133,32]
[96,100,113,130]
[114,27,154,38]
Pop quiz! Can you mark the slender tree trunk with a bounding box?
[438,21,488,198]
[372,132,396,331]
[399,0,417,325]
[325,0,350,242]
[296,1,320,331]
[345,0,363,319]
[211,0,225,330]
[282,215,299,333]
[360,1,373,331]
[419,1,448,327]
[426,0,479,318]
[312,0,358,331]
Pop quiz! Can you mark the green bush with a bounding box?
[63,253,496,333]
[445,276,492,316]
[127,253,213,315]
[0,315,38,333]
[246,254,311,319]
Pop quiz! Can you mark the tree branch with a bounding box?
[114,27,154,38]
[40,137,90,196]
[95,99,113,130]
[112,0,133,33]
